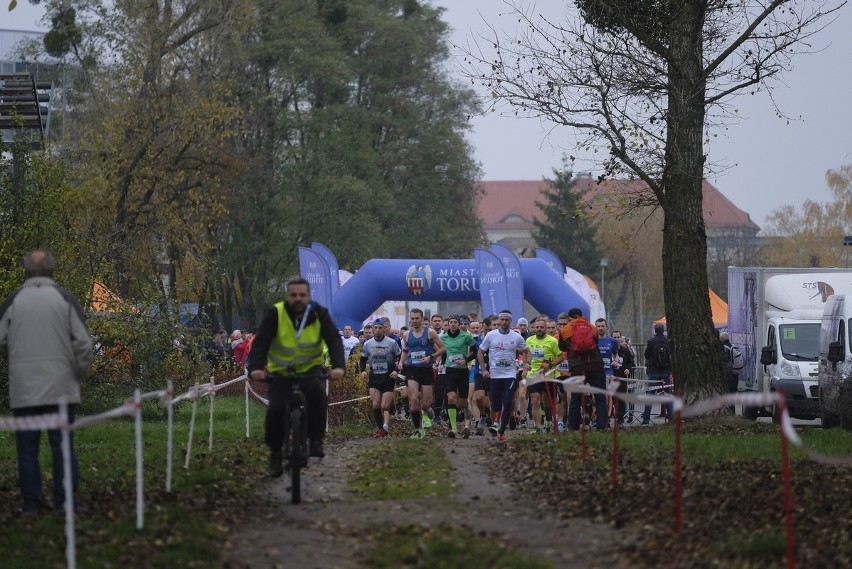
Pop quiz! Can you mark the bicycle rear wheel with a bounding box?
[289,408,302,504]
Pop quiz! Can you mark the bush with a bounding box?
[83,310,211,413]
[328,344,371,427]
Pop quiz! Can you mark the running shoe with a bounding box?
[475,426,484,436]
[558,422,565,432]
[447,429,457,439]
[535,428,545,434]
[409,429,425,440]
[373,428,388,438]
[488,423,499,436]
[422,414,433,429]
[462,425,471,439]
[496,433,506,442]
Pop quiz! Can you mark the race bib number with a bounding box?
[531,348,545,359]
[451,354,466,367]
[495,358,514,368]
[372,361,388,374]
[410,350,426,364]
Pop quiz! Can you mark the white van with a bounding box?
[817,294,852,428]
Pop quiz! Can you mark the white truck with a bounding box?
[818,293,852,428]
[727,267,852,422]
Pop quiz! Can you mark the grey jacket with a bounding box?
[0,277,93,409]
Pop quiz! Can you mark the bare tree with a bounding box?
[460,0,844,401]
[762,162,852,267]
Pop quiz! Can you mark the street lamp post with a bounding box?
[844,235,852,267]
[600,257,609,304]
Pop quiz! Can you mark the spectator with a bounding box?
[720,331,739,412]
[232,330,250,366]
[0,250,93,513]
[611,330,634,424]
[642,323,673,424]
[206,335,227,369]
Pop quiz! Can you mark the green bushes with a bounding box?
[83,311,211,413]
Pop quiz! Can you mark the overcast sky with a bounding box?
[431,0,851,230]
[6,1,850,229]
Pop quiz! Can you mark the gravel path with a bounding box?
[222,427,631,569]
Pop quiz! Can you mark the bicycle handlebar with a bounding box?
[265,371,328,383]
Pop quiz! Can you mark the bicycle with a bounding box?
[266,372,323,504]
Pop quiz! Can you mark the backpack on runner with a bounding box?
[571,320,597,352]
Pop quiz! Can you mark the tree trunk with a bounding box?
[661,1,726,403]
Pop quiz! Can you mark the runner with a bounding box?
[360,319,402,438]
[560,308,608,431]
[429,313,445,426]
[595,318,621,428]
[470,317,490,435]
[399,308,445,439]
[440,314,478,438]
[477,310,530,442]
[524,317,564,433]
[554,312,571,429]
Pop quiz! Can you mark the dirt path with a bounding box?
[222,428,631,569]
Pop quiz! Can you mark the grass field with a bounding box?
[2,399,851,568]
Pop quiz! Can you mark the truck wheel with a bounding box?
[771,403,782,424]
[821,407,840,429]
[743,406,759,421]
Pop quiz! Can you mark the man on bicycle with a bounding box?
[248,277,345,477]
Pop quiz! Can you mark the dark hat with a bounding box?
[372,318,385,326]
[458,315,471,324]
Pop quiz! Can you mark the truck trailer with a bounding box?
[727,267,852,421]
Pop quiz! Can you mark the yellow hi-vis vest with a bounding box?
[266,302,324,374]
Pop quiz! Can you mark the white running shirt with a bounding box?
[480,329,527,379]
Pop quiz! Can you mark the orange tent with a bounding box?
[89,282,125,312]
[654,289,728,328]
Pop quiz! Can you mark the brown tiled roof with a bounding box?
[476,178,760,232]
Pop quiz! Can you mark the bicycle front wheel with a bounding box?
[289,408,302,504]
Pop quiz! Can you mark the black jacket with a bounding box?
[644,333,671,373]
[247,301,345,374]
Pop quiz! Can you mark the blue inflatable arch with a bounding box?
[331,258,589,331]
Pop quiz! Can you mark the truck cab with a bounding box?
[758,311,822,421]
[818,294,852,428]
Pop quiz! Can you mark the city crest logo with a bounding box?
[405,264,432,295]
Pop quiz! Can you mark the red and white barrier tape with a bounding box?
[72,403,138,430]
[209,374,248,393]
[245,381,269,406]
[171,383,212,405]
[0,412,66,431]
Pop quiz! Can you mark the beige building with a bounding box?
[475,176,760,252]
[474,176,762,302]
